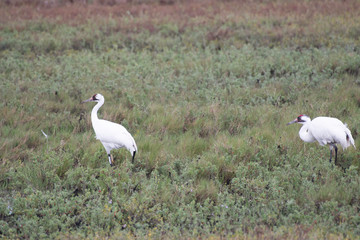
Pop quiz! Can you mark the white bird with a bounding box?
[287,115,355,165]
[82,94,137,166]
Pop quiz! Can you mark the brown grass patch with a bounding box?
[1,0,359,26]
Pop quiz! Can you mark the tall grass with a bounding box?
[1,0,360,238]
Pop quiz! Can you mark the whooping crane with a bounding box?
[287,115,355,165]
[82,94,137,166]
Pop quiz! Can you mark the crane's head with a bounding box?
[82,94,104,103]
[287,115,311,125]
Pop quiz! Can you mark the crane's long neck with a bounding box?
[299,124,316,143]
[91,100,104,124]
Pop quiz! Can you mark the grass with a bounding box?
[1,0,360,238]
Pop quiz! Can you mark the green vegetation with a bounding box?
[1,0,360,238]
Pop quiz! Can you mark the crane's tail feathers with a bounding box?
[344,127,356,149]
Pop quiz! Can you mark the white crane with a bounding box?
[287,115,355,165]
[82,94,137,166]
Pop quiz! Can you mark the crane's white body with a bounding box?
[83,94,137,165]
[298,116,355,149]
[288,115,355,164]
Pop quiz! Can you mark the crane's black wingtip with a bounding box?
[132,151,136,163]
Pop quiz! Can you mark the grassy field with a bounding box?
[1,0,360,238]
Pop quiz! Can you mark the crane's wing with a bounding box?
[310,117,353,149]
[94,119,137,153]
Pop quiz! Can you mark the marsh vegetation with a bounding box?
[1,0,360,238]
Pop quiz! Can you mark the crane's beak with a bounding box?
[81,98,93,104]
[286,119,297,125]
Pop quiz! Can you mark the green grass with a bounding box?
[1,0,360,238]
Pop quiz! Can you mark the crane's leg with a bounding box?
[108,154,114,166]
[329,145,333,164]
[328,144,338,166]
[334,145,338,166]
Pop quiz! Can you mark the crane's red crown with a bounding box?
[297,115,307,123]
